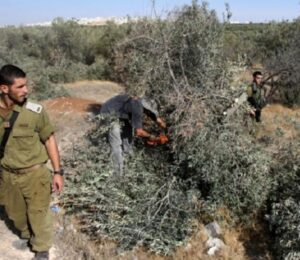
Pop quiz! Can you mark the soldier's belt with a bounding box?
[1,163,44,174]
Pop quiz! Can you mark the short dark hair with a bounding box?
[0,64,26,86]
[253,71,262,78]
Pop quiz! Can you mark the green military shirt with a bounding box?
[0,99,55,169]
[247,83,266,109]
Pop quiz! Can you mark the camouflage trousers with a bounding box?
[0,165,53,252]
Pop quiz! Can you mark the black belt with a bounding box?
[1,163,44,174]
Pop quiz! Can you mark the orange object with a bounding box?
[146,134,169,146]
[159,134,169,144]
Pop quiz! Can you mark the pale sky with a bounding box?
[0,0,299,26]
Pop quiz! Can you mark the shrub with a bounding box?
[183,117,272,222]
[268,142,300,259]
[31,74,69,100]
[0,18,129,98]
[263,20,300,105]
[86,56,110,80]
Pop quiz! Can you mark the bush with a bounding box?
[263,20,300,105]
[31,74,69,100]
[86,56,110,80]
[268,142,300,259]
[183,117,272,222]
[0,18,129,98]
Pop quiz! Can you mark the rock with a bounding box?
[204,221,222,238]
[206,237,226,256]
[184,242,192,252]
[204,222,226,256]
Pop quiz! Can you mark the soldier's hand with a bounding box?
[157,117,167,129]
[249,109,256,116]
[52,175,64,193]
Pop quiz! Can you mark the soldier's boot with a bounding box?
[12,238,29,250]
[32,251,49,260]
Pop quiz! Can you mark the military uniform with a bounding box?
[247,83,267,122]
[0,99,54,252]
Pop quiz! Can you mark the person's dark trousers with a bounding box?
[121,120,133,155]
[255,109,261,122]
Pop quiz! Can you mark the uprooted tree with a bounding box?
[62,1,300,258]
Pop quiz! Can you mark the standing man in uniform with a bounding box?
[0,64,64,260]
[100,93,167,176]
[247,71,267,122]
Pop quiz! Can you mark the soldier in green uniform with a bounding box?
[247,71,267,122]
[0,64,64,260]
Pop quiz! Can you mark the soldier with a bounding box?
[0,64,64,260]
[247,71,267,122]
[100,93,167,176]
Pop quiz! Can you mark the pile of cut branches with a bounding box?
[63,119,198,254]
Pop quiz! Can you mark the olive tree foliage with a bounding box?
[223,21,297,71]
[63,121,197,254]
[114,1,231,142]
[263,20,300,105]
[268,141,300,259]
[63,0,273,254]
[114,0,272,218]
[0,19,128,100]
[0,26,68,99]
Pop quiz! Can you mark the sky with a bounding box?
[0,0,299,26]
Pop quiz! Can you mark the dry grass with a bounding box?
[53,216,249,260]
[50,205,249,260]
[258,104,300,140]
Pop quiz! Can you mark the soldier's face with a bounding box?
[255,75,263,85]
[7,77,29,104]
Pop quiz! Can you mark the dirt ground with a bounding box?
[44,81,123,154]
